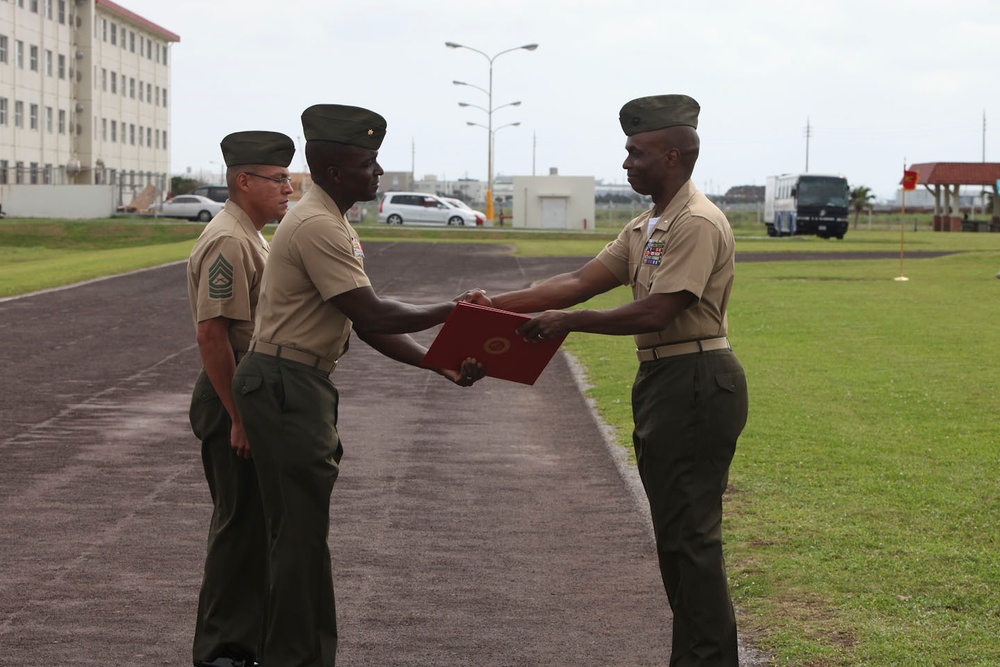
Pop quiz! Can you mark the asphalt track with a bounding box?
[0,240,801,666]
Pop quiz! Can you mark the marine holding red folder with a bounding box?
[463,94,750,667]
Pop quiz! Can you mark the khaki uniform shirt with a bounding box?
[187,200,269,353]
[252,185,371,362]
[596,179,736,349]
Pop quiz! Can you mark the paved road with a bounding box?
[0,242,766,666]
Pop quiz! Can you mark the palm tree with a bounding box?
[850,186,875,229]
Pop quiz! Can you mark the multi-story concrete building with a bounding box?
[1,0,178,206]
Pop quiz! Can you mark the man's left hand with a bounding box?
[441,357,486,387]
[517,310,571,343]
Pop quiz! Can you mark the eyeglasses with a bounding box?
[245,171,293,185]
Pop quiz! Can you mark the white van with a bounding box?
[378,192,478,226]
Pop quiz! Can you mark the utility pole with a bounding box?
[804,116,812,172]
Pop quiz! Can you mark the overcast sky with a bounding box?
[125,0,999,200]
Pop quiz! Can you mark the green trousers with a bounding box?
[233,352,343,667]
[631,349,749,667]
[189,369,267,665]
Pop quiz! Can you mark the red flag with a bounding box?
[902,170,918,191]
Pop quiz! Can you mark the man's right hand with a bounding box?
[230,422,252,459]
[456,288,492,307]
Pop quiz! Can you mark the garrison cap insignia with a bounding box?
[208,253,234,299]
[300,104,387,150]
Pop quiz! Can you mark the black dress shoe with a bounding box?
[194,658,257,667]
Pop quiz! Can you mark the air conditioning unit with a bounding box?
[75,103,84,112]
[75,50,84,60]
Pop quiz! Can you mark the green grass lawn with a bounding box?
[2,217,998,665]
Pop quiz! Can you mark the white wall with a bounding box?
[1,184,115,217]
[511,175,596,229]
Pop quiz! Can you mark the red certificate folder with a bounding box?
[422,302,566,385]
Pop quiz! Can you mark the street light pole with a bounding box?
[446,41,537,223]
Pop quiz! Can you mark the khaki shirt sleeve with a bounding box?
[192,236,254,324]
[295,217,371,301]
[649,217,719,300]
[595,226,632,286]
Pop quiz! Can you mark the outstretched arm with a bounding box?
[329,286,487,336]
[356,331,485,387]
[490,258,622,314]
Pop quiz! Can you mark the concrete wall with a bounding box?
[511,176,596,229]
[1,184,116,218]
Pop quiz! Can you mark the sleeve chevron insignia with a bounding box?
[208,253,235,299]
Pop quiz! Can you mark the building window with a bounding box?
[44,0,52,19]
[45,106,52,132]
[45,49,52,76]
[0,160,7,185]
[0,98,7,125]
[15,40,23,68]
[110,71,116,94]
[156,42,160,63]
[121,72,126,96]
[110,119,117,142]
[101,18,107,41]
[57,53,65,79]
[101,117,106,140]
[130,123,135,145]
[162,88,168,107]
[147,39,152,59]
[15,161,24,185]
[29,45,38,71]
[146,82,151,102]
[44,164,52,185]
[129,77,135,98]
[155,86,159,106]
[29,104,38,130]
[146,126,151,146]
[14,100,24,127]
[29,162,39,184]
[58,0,65,24]
[101,68,107,91]
[155,128,160,148]
[163,130,167,147]
[0,35,7,64]
[129,30,134,53]
[110,23,116,46]
[58,108,65,133]
[29,0,37,13]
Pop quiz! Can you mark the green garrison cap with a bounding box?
[619,94,700,135]
[220,131,295,167]
[301,104,387,149]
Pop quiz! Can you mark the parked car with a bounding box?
[441,197,485,226]
[378,192,478,226]
[191,185,229,203]
[158,194,225,221]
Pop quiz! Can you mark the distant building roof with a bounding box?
[906,162,1000,187]
[96,0,180,43]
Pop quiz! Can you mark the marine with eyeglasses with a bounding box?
[186,130,296,667]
